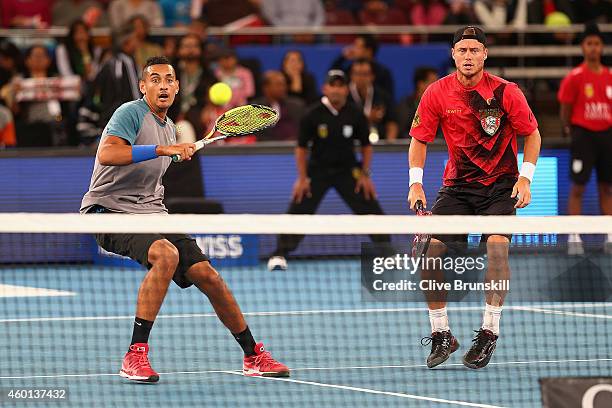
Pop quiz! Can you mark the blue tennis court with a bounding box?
[1,260,610,407]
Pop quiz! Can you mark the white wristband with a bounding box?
[519,162,536,182]
[409,167,424,186]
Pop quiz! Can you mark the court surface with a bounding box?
[1,260,610,407]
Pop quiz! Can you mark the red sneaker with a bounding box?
[119,343,159,383]
[243,343,290,377]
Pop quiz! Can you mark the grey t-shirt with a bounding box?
[80,98,176,214]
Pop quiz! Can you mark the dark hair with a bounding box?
[64,20,94,76]
[282,50,305,70]
[413,67,437,88]
[356,34,378,56]
[23,45,55,77]
[581,22,605,44]
[114,23,136,48]
[180,33,203,47]
[0,40,23,72]
[128,14,150,31]
[142,56,173,77]
[262,70,285,87]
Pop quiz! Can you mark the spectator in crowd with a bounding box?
[324,0,357,44]
[1,0,52,28]
[281,50,319,105]
[11,45,69,146]
[358,0,407,43]
[168,33,216,122]
[396,66,438,138]
[129,15,163,70]
[158,0,192,26]
[348,58,398,141]
[330,34,395,99]
[444,0,477,25]
[162,37,178,61]
[214,48,255,108]
[108,0,164,31]
[52,0,108,27]
[409,0,448,26]
[262,0,325,27]
[252,70,304,141]
[0,104,16,148]
[194,0,261,27]
[56,20,103,145]
[55,20,103,82]
[188,17,221,61]
[474,0,509,28]
[79,24,140,142]
[0,41,22,89]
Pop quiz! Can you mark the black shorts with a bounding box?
[570,125,612,185]
[88,206,209,288]
[431,177,517,245]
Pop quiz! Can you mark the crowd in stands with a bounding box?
[0,0,609,148]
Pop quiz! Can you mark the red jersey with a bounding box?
[410,72,538,186]
[557,63,611,132]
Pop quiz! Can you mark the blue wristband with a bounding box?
[132,145,158,163]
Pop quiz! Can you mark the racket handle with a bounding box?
[415,200,425,211]
[171,140,206,162]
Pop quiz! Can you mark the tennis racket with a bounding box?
[172,104,279,162]
[412,200,432,260]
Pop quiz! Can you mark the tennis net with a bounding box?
[0,213,610,407]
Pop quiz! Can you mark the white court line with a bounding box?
[512,306,612,319]
[291,358,612,372]
[1,357,610,380]
[221,370,505,408]
[1,303,610,324]
[0,369,236,380]
[0,284,75,298]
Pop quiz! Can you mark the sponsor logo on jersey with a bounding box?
[479,108,502,136]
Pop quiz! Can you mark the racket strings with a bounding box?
[215,105,279,136]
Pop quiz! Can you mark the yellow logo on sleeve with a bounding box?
[411,112,421,128]
[318,124,328,138]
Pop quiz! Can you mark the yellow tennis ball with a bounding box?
[209,82,232,106]
[545,11,571,27]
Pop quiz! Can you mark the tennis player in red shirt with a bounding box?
[407,26,542,369]
[558,23,611,255]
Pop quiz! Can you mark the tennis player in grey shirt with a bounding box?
[81,56,289,383]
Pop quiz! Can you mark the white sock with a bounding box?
[482,304,503,335]
[568,233,582,243]
[428,307,449,333]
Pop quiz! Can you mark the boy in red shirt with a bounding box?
[407,26,542,369]
[558,23,611,255]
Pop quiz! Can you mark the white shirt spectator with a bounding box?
[108,0,164,31]
[262,0,325,27]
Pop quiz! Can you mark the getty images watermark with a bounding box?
[360,242,612,302]
[370,252,509,293]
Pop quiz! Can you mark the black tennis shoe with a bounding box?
[463,329,498,369]
[421,330,459,368]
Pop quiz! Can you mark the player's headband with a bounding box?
[452,26,487,48]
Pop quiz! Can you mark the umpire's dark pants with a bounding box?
[273,168,390,257]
